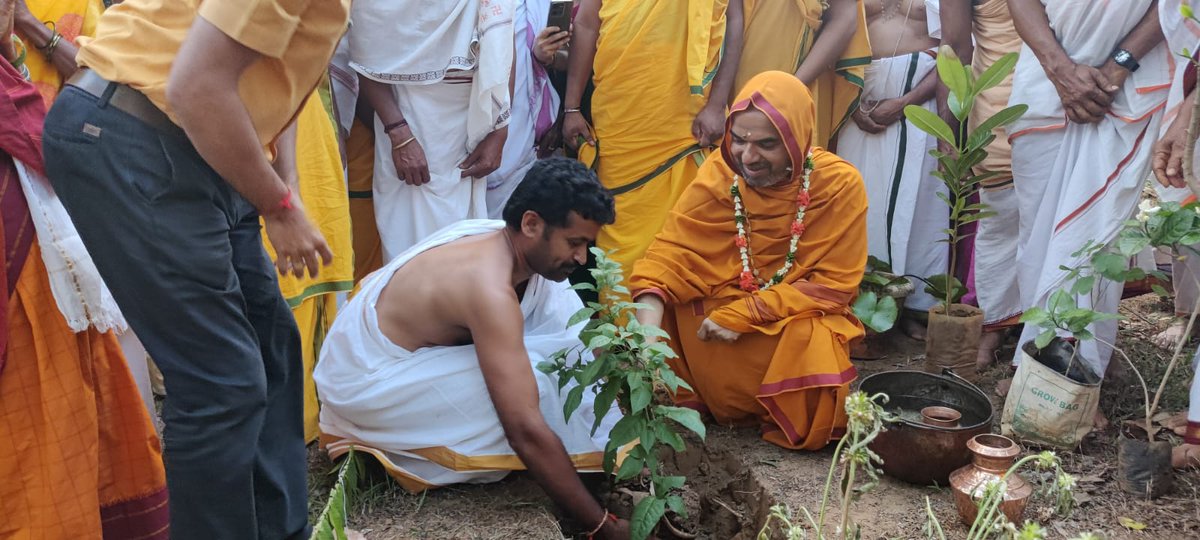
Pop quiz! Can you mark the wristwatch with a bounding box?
[1111,48,1140,73]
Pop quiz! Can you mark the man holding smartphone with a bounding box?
[41,0,347,537]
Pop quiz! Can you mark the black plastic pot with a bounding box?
[1117,435,1173,498]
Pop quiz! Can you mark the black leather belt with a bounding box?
[65,69,186,139]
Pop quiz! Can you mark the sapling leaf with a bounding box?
[905,105,957,145]
[654,475,687,494]
[1151,284,1171,297]
[629,372,653,413]
[615,454,646,482]
[631,496,667,540]
[1070,275,1096,296]
[1020,307,1049,325]
[936,45,971,108]
[658,406,707,438]
[567,307,597,327]
[563,385,585,421]
[655,422,686,451]
[1091,252,1128,282]
[975,52,1019,93]
[592,383,621,435]
[666,494,688,519]
[608,414,646,448]
[1035,329,1057,349]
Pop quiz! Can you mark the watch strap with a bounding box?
[1112,48,1140,73]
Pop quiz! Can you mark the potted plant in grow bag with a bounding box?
[903,46,1026,379]
[1005,274,1113,449]
[1106,200,1200,497]
[538,249,706,539]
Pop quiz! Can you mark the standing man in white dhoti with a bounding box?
[485,0,564,217]
[838,0,948,337]
[351,0,514,261]
[1008,0,1168,417]
[315,158,630,538]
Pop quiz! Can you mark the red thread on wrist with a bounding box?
[276,187,294,214]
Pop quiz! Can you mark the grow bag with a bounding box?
[1001,339,1100,449]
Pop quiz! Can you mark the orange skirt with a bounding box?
[0,245,168,539]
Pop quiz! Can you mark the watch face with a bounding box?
[1115,50,1132,63]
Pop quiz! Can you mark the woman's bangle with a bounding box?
[38,31,63,58]
[391,136,416,150]
[564,107,582,115]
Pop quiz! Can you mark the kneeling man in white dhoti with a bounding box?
[314,158,629,538]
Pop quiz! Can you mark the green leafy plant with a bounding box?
[538,248,705,540]
[923,451,1083,540]
[1023,200,1200,443]
[756,392,896,539]
[903,46,1026,310]
[854,256,909,333]
[311,449,362,540]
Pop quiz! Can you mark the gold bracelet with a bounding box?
[391,136,416,150]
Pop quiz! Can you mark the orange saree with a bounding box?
[630,72,866,450]
[0,57,168,538]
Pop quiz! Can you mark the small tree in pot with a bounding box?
[903,46,1026,379]
[1015,200,1200,496]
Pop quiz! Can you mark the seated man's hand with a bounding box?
[697,318,740,343]
[596,517,630,540]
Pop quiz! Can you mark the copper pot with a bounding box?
[948,434,1034,526]
[920,406,962,428]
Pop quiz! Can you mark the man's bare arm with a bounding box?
[563,0,600,148]
[467,287,625,539]
[795,0,859,86]
[692,0,745,147]
[707,0,744,108]
[633,294,666,341]
[167,17,332,278]
[272,121,300,191]
[1097,1,1164,94]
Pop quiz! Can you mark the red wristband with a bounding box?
[271,187,294,215]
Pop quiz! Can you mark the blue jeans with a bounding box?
[42,85,309,540]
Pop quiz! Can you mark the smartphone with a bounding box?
[547,0,573,33]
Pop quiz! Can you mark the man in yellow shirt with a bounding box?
[41,0,349,537]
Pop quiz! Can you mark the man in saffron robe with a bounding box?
[629,72,866,450]
[0,17,168,538]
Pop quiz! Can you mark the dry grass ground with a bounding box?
[307,293,1200,539]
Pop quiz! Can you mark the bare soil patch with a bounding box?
[308,295,1200,538]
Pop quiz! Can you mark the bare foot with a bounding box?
[900,316,927,341]
[976,329,1006,371]
[1161,411,1190,436]
[1171,443,1200,469]
[995,377,1012,398]
[1151,318,1192,350]
[1093,409,1110,431]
